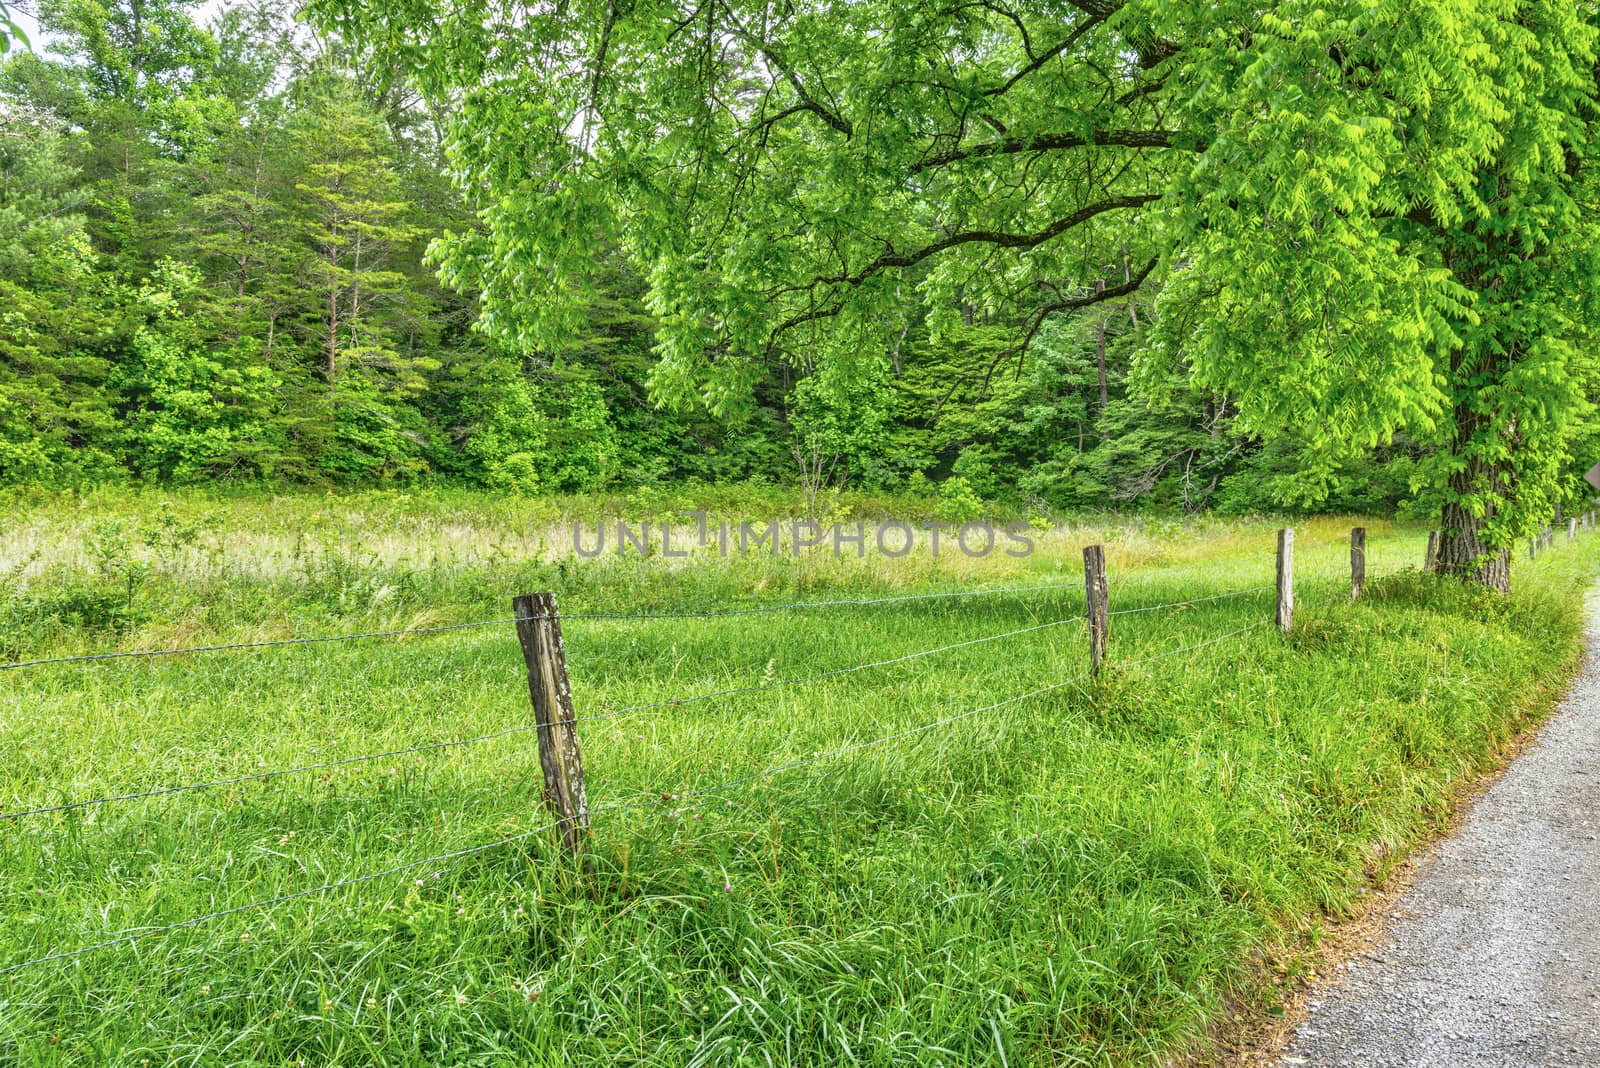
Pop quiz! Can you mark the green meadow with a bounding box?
[0,489,1594,1065]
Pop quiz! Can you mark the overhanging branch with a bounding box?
[983,254,1158,386]
[818,193,1160,287]
[918,129,1185,170]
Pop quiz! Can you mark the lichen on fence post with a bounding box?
[513,592,589,858]
[1351,527,1366,600]
[1083,545,1108,676]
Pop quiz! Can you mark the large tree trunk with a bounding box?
[1430,310,1519,595]
[1436,450,1512,594]
[1437,498,1511,592]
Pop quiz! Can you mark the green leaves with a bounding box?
[0,3,29,56]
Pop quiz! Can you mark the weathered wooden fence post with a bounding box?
[1424,531,1440,573]
[1276,528,1294,633]
[1529,536,1537,561]
[1570,518,1579,541]
[1083,544,1109,676]
[513,592,589,857]
[1351,526,1366,600]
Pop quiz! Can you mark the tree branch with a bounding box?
[723,10,854,138]
[918,129,1185,170]
[985,13,1106,97]
[983,254,1158,387]
[819,193,1160,287]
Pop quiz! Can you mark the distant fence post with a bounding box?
[1529,536,1537,561]
[1424,531,1440,573]
[1570,518,1579,541]
[1350,527,1366,600]
[1276,528,1294,633]
[513,592,589,858]
[1083,544,1109,676]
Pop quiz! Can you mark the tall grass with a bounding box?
[0,489,1591,1065]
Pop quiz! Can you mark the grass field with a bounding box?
[1,488,1595,1066]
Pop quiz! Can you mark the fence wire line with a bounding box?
[0,617,1269,978]
[1,531,1424,674]
[640,618,1273,806]
[552,580,1088,621]
[1106,584,1274,615]
[1,613,1088,821]
[0,580,1099,674]
[0,800,627,979]
[0,617,522,673]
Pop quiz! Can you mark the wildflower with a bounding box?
[455,992,468,1006]
[723,883,733,893]
[367,997,378,1010]
[456,908,465,916]
[201,985,211,996]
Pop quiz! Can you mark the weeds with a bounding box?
[0,488,1593,1066]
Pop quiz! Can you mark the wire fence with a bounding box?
[1,612,1088,821]
[1,519,1574,980]
[0,617,1270,979]
[0,578,1095,674]
[0,526,1426,675]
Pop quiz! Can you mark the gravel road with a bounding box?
[1279,594,1600,1068]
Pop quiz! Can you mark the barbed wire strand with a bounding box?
[0,613,1090,821]
[555,580,1088,621]
[0,616,1269,979]
[0,579,1097,674]
[1,529,1428,674]
[0,802,633,978]
[645,619,1272,804]
[0,617,522,673]
[1107,584,1273,615]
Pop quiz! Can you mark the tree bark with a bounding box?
[1436,451,1511,593]
[327,288,340,382]
[1095,278,1108,408]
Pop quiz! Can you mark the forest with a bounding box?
[0,0,1466,514]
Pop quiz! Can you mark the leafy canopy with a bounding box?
[309,1,1575,411]
[311,0,1600,570]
